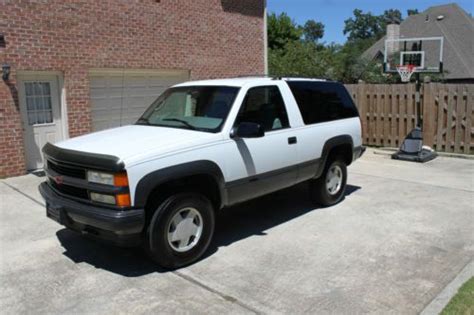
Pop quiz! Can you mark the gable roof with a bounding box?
[363,3,474,80]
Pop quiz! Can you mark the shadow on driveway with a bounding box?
[56,183,361,276]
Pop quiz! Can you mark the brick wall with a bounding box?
[0,0,265,177]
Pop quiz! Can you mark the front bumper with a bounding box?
[39,182,145,246]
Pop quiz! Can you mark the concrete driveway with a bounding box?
[1,150,473,314]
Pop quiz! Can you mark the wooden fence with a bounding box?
[345,83,474,154]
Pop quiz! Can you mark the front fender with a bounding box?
[133,160,227,209]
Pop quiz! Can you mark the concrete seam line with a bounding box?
[172,271,262,314]
[1,181,45,207]
[351,172,474,193]
[419,259,474,315]
[373,148,474,160]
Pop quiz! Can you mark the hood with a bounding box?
[55,125,221,166]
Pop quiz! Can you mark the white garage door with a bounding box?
[89,70,189,131]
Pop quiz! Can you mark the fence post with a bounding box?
[422,82,435,147]
[357,83,368,145]
[465,85,473,154]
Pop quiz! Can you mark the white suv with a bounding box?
[39,77,364,268]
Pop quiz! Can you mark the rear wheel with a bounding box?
[146,193,215,269]
[310,159,347,206]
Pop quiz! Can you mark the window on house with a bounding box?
[24,82,53,125]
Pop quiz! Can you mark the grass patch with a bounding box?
[441,277,474,315]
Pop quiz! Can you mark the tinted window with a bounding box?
[287,81,359,124]
[235,86,290,132]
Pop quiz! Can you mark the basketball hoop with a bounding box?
[397,64,416,83]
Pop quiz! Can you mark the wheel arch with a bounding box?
[134,160,227,211]
[316,135,354,178]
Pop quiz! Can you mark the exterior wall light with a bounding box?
[2,63,10,81]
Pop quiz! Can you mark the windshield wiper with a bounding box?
[162,118,198,130]
[136,117,150,125]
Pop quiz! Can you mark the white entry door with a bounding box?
[19,74,64,170]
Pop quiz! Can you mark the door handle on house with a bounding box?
[288,136,297,145]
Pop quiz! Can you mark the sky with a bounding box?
[267,0,473,44]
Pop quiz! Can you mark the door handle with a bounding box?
[288,136,297,145]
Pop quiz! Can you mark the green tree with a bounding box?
[343,9,384,41]
[381,9,402,25]
[407,9,419,16]
[267,12,302,50]
[343,9,403,42]
[303,20,325,43]
[269,41,334,78]
[268,13,330,77]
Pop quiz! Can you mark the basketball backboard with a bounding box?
[383,37,444,74]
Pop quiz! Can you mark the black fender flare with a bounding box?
[315,135,354,178]
[133,160,227,209]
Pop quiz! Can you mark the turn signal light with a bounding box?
[116,193,131,207]
[114,173,129,187]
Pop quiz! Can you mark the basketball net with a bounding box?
[396,64,416,83]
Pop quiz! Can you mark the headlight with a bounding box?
[87,171,114,185]
[86,171,129,187]
[90,192,116,205]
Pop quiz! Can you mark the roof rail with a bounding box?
[232,74,272,78]
[232,74,331,81]
[278,76,329,81]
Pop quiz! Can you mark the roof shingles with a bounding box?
[363,3,474,80]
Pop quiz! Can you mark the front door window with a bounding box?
[25,82,53,125]
[234,86,290,131]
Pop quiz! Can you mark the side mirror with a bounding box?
[230,122,265,138]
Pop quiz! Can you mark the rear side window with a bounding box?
[287,81,358,125]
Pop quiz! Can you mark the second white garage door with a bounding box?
[89,69,189,132]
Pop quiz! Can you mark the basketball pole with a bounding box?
[415,72,422,128]
[415,40,423,129]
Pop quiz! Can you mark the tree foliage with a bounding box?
[303,20,325,43]
[269,41,332,77]
[267,12,302,50]
[381,9,402,25]
[268,13,328,78]
[407,9,419,16]
[343,9,403,42]
[343,9,384,41]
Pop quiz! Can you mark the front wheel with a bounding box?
[310,159,347,207]
[146,193,215,269]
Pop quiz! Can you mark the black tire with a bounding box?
[310,158,347,207]
[145,193,215,269]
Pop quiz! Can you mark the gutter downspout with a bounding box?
[263,0,268,75]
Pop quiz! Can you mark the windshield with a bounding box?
[136,86,240,133]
